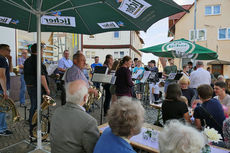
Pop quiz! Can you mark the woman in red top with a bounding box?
[115,56,134,97]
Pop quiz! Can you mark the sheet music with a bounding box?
[132,69,144,79]
[140,71,151,83]
[92,73,116,84]
[168,73,176,80]
[47,64,58,76]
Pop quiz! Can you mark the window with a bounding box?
[85,51,90,59]
[205,5,220,15]
[91,51,95,59]
[197,29,206,41]
[219,28,226,39]
[114,52,119,59]
[228,29,230,39]
[205,6,212,15]
[120,51,124,58]
[114,31,119,38]
[218,28,230,40]
[189,29,206,41]
[214,5,220,14]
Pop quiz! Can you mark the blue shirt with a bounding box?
[194,98,225,135]
[58,57,73,73]
[0,55,10,90]
[133,67,145,84]
[94,128,136,153]
[65,64,89,87]
[91,63,102,73]
[18,56,27,73]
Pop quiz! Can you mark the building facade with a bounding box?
[0,26,79,66]
[81,31,143,65]
[169,0,230,77]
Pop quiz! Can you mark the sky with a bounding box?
[140,0,195,64]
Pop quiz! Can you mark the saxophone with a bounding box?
[32,95,56,140]
[84,86,102,112]
[0,94,20,122]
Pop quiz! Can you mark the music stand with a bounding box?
[91,66,116,124]
[158,72,162,79]
[168,72,183,81]
[94,66,108,74]
[174,73,183,81]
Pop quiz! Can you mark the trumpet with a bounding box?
[84,86,102,112]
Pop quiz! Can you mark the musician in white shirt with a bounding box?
[189,61,211,89]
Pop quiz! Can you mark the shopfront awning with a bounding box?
[207,60,230,65]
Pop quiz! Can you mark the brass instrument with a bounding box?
[0,94,20,122]
[84,86,102,112]
[13,66,20,76]
[32,95,56,140]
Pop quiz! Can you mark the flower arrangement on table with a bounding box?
[202,127,222,153]
[142,128,158,142]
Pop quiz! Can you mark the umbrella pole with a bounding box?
[36,10,42,150]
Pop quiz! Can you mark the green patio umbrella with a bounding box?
[0,0,187,34]
[0,0,187,149]
[140,38,218,60]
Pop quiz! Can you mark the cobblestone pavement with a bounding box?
[0,94,159,153]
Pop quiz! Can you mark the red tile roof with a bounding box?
[169,5,193,20]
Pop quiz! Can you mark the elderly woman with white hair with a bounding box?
[93,97,145,153]
[158,120,205,153]
[218,75,225,82]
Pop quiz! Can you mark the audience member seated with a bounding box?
[50,80,99,153]
[162,83,190,124]
[194,84,226,136]
[211,78,217,97]
[214,81,230,117]
[158,120,205,153]
[93,97,145,153]
[217,75,225,82]
[178,77,196,107]
[223,118,230,149]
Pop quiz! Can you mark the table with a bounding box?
[98,123,161,153]
[98,123,230,153]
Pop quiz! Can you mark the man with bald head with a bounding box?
[51,80,99,153]
[64,52,98,99]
